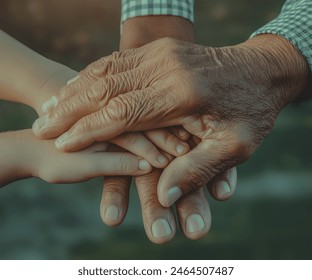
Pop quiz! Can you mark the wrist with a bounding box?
[0,130,34,187]
[31,63,77,116]
[241,34,310,110]
[120,15,194,50]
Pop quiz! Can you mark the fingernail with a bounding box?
[55,132,70,148]
[32,115,49,131]
[178,129,187,138]
[152,218,172,238]
[139,160,151,171]
[176,144,186,154]
[186,214,205,234]
[104,205,119,221]
[216,181,231,198]
[42,96,57,113]
[166,186,182,206]
[158,155,168,165]
[66,75,80,85]
[227,167,237,189]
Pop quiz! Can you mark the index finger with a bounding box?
[54,88,182,152]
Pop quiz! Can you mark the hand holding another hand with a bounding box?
[32,34,308,210]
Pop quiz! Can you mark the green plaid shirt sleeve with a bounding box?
[121,0,194,24]
[251,0,312,73]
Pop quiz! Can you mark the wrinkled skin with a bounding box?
[34,15,240,243]
[33,35,309,217]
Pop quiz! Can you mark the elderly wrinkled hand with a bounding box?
[32,35,308,207]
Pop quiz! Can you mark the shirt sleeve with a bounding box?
[121,0,194,24]
[251,0,312,73]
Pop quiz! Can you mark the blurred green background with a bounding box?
[1,0,312,260]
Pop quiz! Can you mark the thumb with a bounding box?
[157,140,236,207]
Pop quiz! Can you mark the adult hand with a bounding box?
[100,16,237,243]
[32,34,309,208]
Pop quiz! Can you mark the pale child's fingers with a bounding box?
[176,188,211,240]
[86,152,153,176]
[81,142,109,152]
[135,169,176,244]
[110,132,169,169]
[144,128,190,157]
[40,152,152,184]
[169,126,190,141]
[100,176,132,226]
[208,167,237,201]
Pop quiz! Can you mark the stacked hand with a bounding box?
[32,52,237,244]
[30,16,243,243]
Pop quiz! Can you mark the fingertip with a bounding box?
[155,154,170,168]
[150,218,175,244]
[55,132,70,151]
[216,181,231,199]
[176,143,190,156]
[100,176,131,227]
[177,128,190,141]
[42,96,58,114]
[184,213,211,240]
[32,115,49,138]
[101,204,121,227]
[158,186,183,208]
[139,159,152,171]
[209,167,237,201]
[135,171,176,244]
[176,189,211,240]
[146,213,176,244]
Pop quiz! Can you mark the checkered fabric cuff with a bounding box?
[251,0,312,73]
[121,0,194,24]
[251,0,312,101]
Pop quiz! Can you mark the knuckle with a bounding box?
[184,162,214,189]
[142,194,160,213]
[86,79,105,103]
[49,102,72,120]
[111,50,124,60]
[80,67,99,82]
[106,97,129,123]
[104,178,129,198]
[226,130,254,162]
[231,141,251,161]
[83,57,110,77]
[105,60,118,75]
[91,75,125,105]
[103,76,119,99]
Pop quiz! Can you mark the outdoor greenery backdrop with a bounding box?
[1,0,312,259]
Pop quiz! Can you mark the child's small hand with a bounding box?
[109,126,190,168]
[0,129,152,187]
